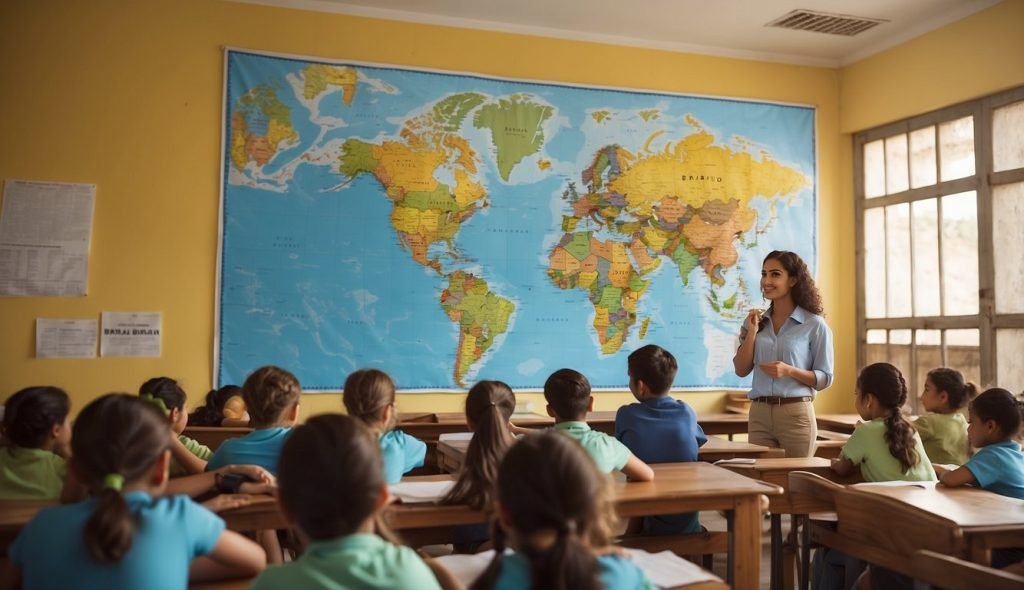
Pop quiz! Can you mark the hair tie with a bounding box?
[103,473,124,491]
[488,401,497,407]
[140,393,169,415]
[561,520,577,536]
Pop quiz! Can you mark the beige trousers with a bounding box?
[748,400,817,458]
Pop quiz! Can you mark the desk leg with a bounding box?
[733,496,763,590]
[800,515,810,590]
[771,513,782,590]
[726,510,735,588]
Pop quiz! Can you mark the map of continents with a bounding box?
[218,50,815,391]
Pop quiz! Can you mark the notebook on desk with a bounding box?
[389,480,456,503]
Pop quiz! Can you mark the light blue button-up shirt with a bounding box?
[749,306,834,398]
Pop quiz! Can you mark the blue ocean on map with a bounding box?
[219,50,816,391]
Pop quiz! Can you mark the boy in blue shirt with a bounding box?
[616,344,707,533]
[544,368,654,482]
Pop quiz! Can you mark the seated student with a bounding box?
[544,368,653,481]
[207,366,300,476]
[0,386,77,502]
[343,369,425,484]
[3,394,265,589]
[936,387,1024,568]
[250,414,449,590]
[615,345,706,534]
[139,377,213,476]
[828,363,936,590]
[189,384,250,427]
[441,380,517,552]
[915,367,976,465]
[469,430,656,590]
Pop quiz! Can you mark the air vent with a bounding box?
[767,9,887,36]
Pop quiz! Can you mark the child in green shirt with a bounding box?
[139,377,213,476]
[914,367,976,465]
[0,386,75,501]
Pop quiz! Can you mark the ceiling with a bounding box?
[232,0,1002,67]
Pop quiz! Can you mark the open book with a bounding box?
[713,457,756,465]
[439,432,474,442]
[435,548,722,588]
[389,480,456,503]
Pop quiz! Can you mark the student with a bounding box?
[189,384,250,427]
[832,362,936,482]
[3,394,265,590]
[615,345,706,533]
[250,414,447,590]
[936,387,1024,568]
[544,368,653,481]
[343,369,425,484]
[441,380,517,551]
[827,363,935,590]
[206,366,300,476]
[469,430,655,590]
[914,367,976,465]
[139,376,213,476]
[733,250,834,458]
[0,386,75,501]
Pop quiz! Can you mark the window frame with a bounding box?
[854,85,1024,405]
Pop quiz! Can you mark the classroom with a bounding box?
[1,1,1023,589]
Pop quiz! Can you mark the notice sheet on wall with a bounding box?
[35,318,98,358]
[100,312,161,357]
[0,179,96,296]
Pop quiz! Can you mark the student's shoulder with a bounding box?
[596,553,651,588]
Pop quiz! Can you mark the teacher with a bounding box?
[733,250,834,457]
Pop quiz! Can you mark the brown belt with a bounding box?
[752,396,813,405]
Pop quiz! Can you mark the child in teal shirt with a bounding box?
[343,369,426,484]
[250,414,447,590]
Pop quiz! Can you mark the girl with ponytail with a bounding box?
[4,394,265,589]
[0,386,76,501]
[343,369,426,484]
[914,367,977,465]
[832,362,935,482]
[441,380,517,552]
[470,430,653,590]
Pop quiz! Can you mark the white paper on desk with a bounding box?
[852,480,938,490]
[389,480,455,503]
[100,312,161,357]
[35,318,97,358]
[0,180,95,297]
[439,432,474,442]
[435,549,722,588]
[714,457,756,465]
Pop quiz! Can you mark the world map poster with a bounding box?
[217,49,816,391]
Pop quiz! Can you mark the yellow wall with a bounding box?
[2,0,855,420]
[840,0,1024,133]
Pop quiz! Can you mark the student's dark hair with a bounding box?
[442,381,516,510]
[627,344,678,395]
[857,363,918,472]
[188,385,243,426]
[2,386,70,449]
[760,250,823,330]
[471,431,610,590]
[343,369,396,433]
[925,368,978,410]
[543,368,592,421]
[138,376,186,413]
[278,413,383,540]
[242,366,301,428]
[970,388,1024,440]
[73,394,170,563]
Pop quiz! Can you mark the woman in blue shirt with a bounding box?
[733,250,834,457]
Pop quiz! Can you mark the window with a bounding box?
[854,86,1024,412]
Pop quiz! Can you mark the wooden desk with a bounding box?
[182,426,253,451]
[800,481,1024,588]
[435,435,782,474]
[219,463,779,590]
[814,414,860,435]
[719,458,861,590]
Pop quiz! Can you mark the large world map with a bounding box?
[217,50,816,391]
